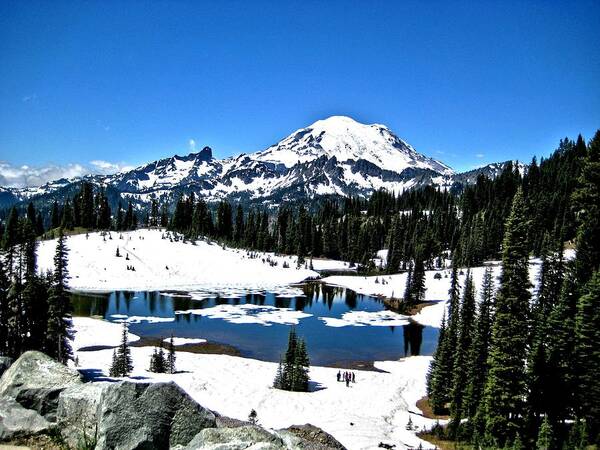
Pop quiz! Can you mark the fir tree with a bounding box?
[449,270,476,437]
[46,229,74,363]
[574,270,600,441]
[110,322,133,377]
[464,267,494,440]
[167,334,176,374]
[535,416,553,450]
[481,187,531,445]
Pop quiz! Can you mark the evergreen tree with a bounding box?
[110,322,133,377]
[449,270,476,436]
[464,267,494,440]
[481,187,531,445]
[574,270,600,441]
[274,328,311,392]
[167,334,176,374]
[45,229,73,363]
[0,255,10,356]
[535,417,553,450]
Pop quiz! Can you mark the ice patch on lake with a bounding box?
[320,310,409,328]
[163,337,207,345]
[185,286,305,301]
[174,303,311,326]
[112,315,175,324]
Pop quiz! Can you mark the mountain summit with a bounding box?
[253,116,453,175]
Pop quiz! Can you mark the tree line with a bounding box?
[426,131,600,449]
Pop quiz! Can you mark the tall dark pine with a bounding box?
[465,267,494,439]
[46,229,74,363]
[449,270,476,436]
[481,187,531,446]
[0,256,10,356]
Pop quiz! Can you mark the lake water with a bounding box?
[71,283,439,366]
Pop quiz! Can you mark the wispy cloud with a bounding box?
[189,139,196,152]
[475,153,485,158]
[0,159,133,188]
[22,93,38,103]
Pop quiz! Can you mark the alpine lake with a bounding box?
[70,282,439,367]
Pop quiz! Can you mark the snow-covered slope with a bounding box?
[36,229,349,293]
[253,115,452,175]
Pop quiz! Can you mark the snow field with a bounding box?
[71,317,437,450]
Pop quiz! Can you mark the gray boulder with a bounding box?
[183,425,285,450]
[0,356,13,378]
[276,424,346,450]
[57,381,111,449]
[0,397,54,440]
[94,381,216,449]
[0,351,82,421]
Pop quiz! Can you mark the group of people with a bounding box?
[337,370,356,387]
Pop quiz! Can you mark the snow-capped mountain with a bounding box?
[0,116,517,210]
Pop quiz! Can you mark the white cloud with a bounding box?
[0,159,134,188]
[475,153,484,158]
[90,160,134,174]
[189,139,196,151]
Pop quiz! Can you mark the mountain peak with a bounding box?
[253,116,453,175]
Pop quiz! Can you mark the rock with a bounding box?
[0,351,82,421]
[183,425,285,450]
[277,424,346,450]
[56,382,111,449]
[0,398,54,440]
[0,357,13,378]
[215,415,253,429]
[94,381,216,449]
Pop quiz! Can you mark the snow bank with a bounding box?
[324,259,543,328]
[37,229,348,293]
[72,317,436,450]
[71,317,139,350]
[163,337,207,345]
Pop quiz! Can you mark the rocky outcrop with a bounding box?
[277,424,346,449]
[95,381,215,449]
[0,398,54,440]
[56,381,110,448]
[0,351,82,421]
[183,425,285,449]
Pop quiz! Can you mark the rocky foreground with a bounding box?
[0,352,346,449]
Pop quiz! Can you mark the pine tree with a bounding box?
[427,311,453,414]
[464,267,494,440]
[167,334,176,374]
[0,255,10,356]
[273,356,285,389]
[46,229,74,363]
[481,187,531,445]
[449,270,476,437]
[110,322,133,377]
[536,416,553,450]
[574,270,600,441]
[274,328,310,392]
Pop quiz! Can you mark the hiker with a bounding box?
[345,376,350,387]
[352,372,356,383]
[337,371,341,382]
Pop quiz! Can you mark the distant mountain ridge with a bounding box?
[0,116,525,210]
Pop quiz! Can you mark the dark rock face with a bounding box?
[0,351,82,422]
[93,381,216,450]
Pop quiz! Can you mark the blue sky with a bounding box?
[0,0,599,185]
